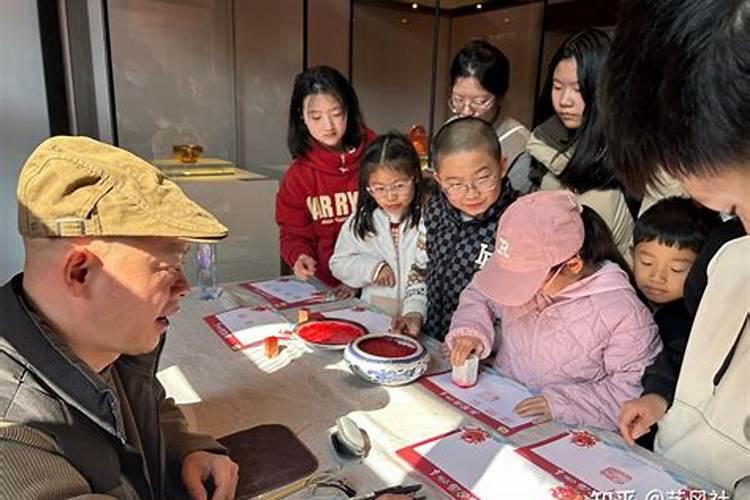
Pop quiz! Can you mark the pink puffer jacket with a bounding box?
[446,262,661,430]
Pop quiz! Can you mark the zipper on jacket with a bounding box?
[712,323,746,392]
[339,152,347,173]
[394,221,401,316]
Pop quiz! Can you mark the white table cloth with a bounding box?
[158,281,720,499]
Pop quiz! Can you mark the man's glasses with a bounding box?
[366,180,413,198]
[448,93,496,115]
[440,173,499,198]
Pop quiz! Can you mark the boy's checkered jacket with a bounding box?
[403,179,519,340]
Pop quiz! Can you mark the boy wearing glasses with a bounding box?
[396,117,519,340]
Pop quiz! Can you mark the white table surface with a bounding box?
[158,281,722,500]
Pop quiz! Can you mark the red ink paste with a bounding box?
[359,337,417,358]
[297,320,366,345]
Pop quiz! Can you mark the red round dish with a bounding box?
[358,336,417,358]
[296,319,367,348]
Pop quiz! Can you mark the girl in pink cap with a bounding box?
[446,190,661,431]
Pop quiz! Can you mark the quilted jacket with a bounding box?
[447,261,661,430]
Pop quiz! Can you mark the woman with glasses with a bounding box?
[448,40,532,193]
[330,133,424,316]
[528,29,635,263]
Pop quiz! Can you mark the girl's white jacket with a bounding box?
[329,208,419,315]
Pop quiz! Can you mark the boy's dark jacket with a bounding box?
[423,179,519,340]
[641,218,746,404]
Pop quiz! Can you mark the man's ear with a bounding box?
[62,247,98,298]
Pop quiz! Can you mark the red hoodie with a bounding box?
[276,128,377,286]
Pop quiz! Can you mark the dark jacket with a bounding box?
[640,299,691,406]
[0,274,225,499]
[422,179,519,340]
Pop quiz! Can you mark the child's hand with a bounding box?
[331,284,356,300]
[392,312,423,337]
[293,254,316,280]
[373,263,396,287]
[514,395,552,424]
[618,393,668,446]
[449,336,483,367]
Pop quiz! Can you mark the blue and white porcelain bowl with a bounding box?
[344,333,430,386]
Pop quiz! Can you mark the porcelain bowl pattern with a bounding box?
[344,333,430,386]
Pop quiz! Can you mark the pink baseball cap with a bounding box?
[473,190,584,306]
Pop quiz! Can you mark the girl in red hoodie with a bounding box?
[276,65,376,289]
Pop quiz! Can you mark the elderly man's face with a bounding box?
[85,238,191,357]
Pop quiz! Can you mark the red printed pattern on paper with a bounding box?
[550,484,585,500]
[460,428,490,445]
[570,430,598,448]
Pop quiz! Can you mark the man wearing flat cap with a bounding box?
[0,137,238,499]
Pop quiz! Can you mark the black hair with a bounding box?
[352,132,423,239]
[602,0,750,196]
[558,114,620,193]
[633,197,721,253]
[538,29,616,194]
[535,29,611,128]
[287,65,366,159]
[578,206,635,285]
[450,40,511,98]
[431,116,502,170]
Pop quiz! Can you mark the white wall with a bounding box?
[352,4,451,134]
[308,0,351,75]
[0,0,50,283]
[108,0,237,162]
[234,0,304,165]
[107,0,304,167]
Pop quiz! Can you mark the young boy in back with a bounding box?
[397,117,519,340]
[626,197,719,446]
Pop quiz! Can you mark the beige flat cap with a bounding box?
[18,136,228,242]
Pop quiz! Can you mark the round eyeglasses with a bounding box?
[366,180,414,198]
[448,93,496,116]
[441,173,499,198]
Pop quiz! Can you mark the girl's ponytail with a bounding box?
[579,206,634,285]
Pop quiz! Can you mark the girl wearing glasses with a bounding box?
[447,190,660,431]
[276,66,376,290]
[329,133,424,316]
[449,40,532,193]
[528,29,635,264]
